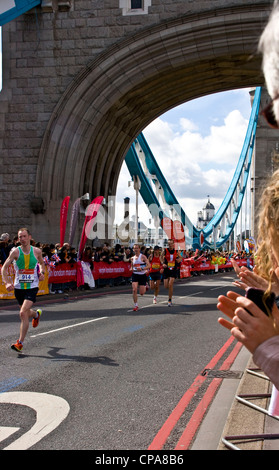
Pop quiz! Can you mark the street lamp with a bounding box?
[133,175,141,243]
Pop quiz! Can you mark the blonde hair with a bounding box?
[256,169,279,294]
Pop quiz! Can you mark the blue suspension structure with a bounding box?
[125,87,262,250]
[0,0,41,26]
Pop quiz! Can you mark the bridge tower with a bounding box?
[252,87,279,238]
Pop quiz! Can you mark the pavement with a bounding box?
[192,345,279,450]
[2,287,279,451]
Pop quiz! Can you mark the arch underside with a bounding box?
[36,4,268,210]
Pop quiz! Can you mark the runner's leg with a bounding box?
[132,282,138,304]
[19,299,36,343]
[168,277,174,302]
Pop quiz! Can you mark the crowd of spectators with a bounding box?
[0,231,253,293]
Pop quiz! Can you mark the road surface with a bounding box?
[0,271,240,450]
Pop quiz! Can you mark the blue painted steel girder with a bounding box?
[203,87,261,242]
[125,87,261,249]
[0,0,41,26]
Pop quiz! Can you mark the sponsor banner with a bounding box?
[0,265,49,299]
[69,197,80,246]
[180,263,191,278]
[93,261,131,280]
[0,258,251,299]
[47,261,132,283]
[48,263,77,284]
[180,257,250,274]
[60,196,70,247]
[78,196,104,257]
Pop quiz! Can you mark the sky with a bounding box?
[115,88,252,229]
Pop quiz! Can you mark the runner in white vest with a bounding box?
[130,244,150,311]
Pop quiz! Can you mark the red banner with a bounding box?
[48,263,77,284]
[78,196,104,257]
[47,261,132,283]
[69,197,80,246]
[60,196,70,247]
[93,261,131,280]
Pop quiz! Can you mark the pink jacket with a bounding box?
[253,336,279,389]
[253,336,279,416]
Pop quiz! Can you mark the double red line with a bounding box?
[148,335,242,450]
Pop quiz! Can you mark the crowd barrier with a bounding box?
[0,258,250,300]
[180,257,250,278]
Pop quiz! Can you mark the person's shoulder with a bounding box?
[7,246,19,261]
[33,246,43,257]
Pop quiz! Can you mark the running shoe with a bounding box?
[11,340,23,352]
[168,301,172,307]
[133,305,139,311]
[153,297,157,304]
[32,308,42,328]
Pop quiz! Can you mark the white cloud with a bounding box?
[116,91,250,227]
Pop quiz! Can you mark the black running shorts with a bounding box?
[132,273,148,285]
[14,287,39,306]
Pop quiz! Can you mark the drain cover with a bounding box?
[204,369,243,379]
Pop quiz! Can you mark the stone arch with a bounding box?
[35,4,267,219]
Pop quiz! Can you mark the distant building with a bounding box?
[197,196,215,229]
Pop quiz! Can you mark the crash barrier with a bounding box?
[0,261,132,299]
[0,258,251,300]
[179,257,250,278]
[222,367,279,450]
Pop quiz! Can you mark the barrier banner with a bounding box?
[93,261,131,280]
[48,263,77,284]
[60,196,70,247]
[0,258,252,299]
[180,263,191,278]
[0,263,16,299]
[0,265,49,299]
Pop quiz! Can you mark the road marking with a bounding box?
[0,391,70,450]
[148,336,240,450]
[174,340,242,450]
[178,291,203,298]
[30,316,108,338]
[210,286,229,291]
[0,427,20,442]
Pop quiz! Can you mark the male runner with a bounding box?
[2,228,45,352]
[162,238,182,306]
[149,245,163,304]
[130,244,150,311]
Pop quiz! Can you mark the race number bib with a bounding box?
[18,269,35,283]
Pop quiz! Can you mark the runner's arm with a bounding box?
[1,249,18,288]
[35,248,46,278]
[144,255,151,270]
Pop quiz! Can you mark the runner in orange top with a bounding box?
[162,239,182,306]
[148,245,163,304]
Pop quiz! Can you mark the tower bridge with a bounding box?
[0,0,278,245]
